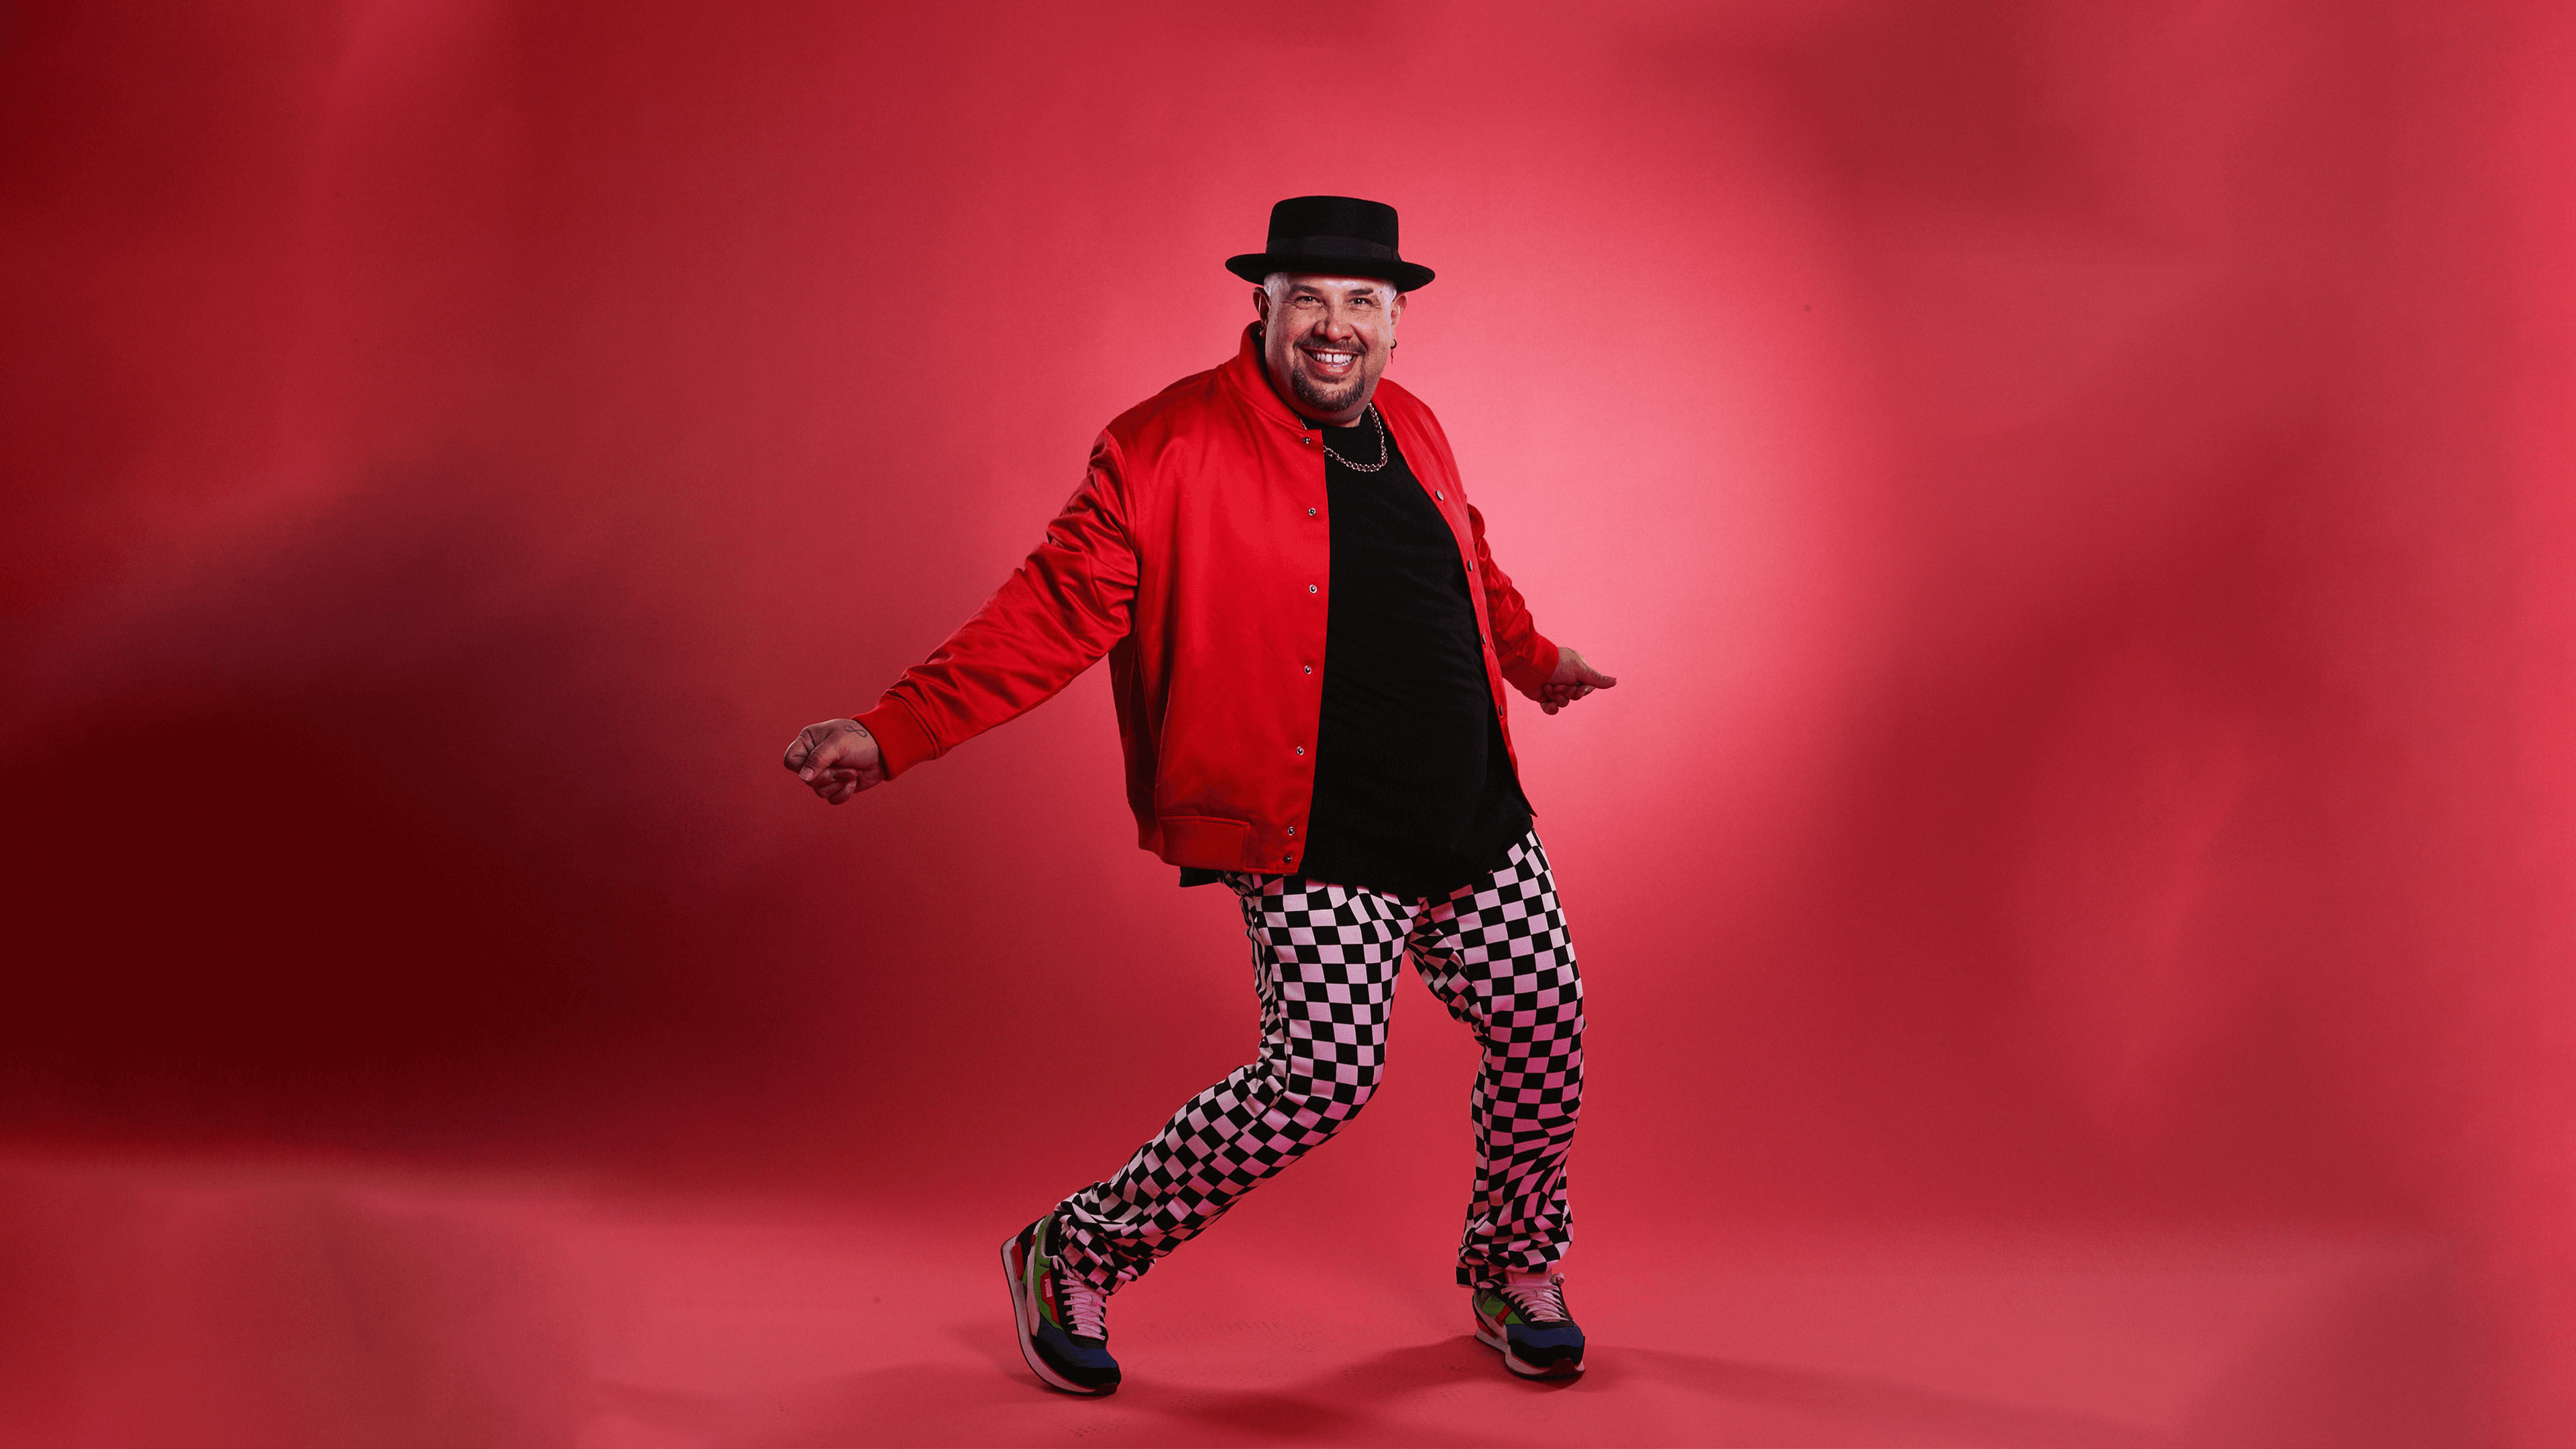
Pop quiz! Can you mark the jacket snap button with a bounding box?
[1287,826,1296,836]
[1301,437,1313,445]
[1308,584,1318,594]
[1436,491,1445,500]
[1307,507,1317,517]
[1303,664,1312,674]
[1295,745,1305,755]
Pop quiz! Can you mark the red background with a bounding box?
[3,1,2571,1444]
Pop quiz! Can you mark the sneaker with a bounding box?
[1470,1270,1587,1379]
[1000,1216,1120,1395]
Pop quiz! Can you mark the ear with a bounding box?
[1389,288,1405,323]
[1252,284,1273,322]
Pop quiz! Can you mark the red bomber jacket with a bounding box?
[852,323,1560,876]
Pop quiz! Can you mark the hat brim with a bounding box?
[1226,253,1436,292]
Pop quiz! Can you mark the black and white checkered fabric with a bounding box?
[1051,829,1583,1293]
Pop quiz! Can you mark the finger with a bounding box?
[800,735,859,781]
[794,725,846,779]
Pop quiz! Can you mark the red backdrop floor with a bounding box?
[2,1147,2473,1448]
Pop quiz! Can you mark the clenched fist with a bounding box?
[782,718,887,804]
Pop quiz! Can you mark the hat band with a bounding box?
[1264,234,1401,261]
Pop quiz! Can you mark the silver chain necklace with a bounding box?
[1320,405,1391,473]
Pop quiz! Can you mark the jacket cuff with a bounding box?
[1500,633,1562,695]
[853,698,937,780]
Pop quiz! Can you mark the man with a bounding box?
[782,196,1617,1393]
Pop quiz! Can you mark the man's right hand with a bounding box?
[782,719,887,804]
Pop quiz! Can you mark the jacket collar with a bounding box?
[1224,323,1314,435]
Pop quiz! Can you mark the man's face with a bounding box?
[1254,274,1404,424]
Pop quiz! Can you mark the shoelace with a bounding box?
[1055,1270,1110,1340]
[1500,1273,1569,1324]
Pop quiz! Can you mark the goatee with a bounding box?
[1289,365,1366,418]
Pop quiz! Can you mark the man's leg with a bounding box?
[1407,830,1585,1288]
[1049,873,1412,1291]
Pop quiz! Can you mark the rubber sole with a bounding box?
[1000,1230,1118,1396]
[1472,1312,1588,1379]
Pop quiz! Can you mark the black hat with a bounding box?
[1226,195,1436,292]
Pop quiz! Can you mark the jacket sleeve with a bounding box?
[853,434,1140,777]
[1467,501,1562,697]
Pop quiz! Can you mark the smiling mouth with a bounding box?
[1301,346,1362,374]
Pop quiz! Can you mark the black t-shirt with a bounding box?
[1182,406,1532,897]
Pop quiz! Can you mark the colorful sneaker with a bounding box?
[1470,1270,1587,1379]
[1000,1216,1120,1395]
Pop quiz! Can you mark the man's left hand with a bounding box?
[1536,647,1617,715]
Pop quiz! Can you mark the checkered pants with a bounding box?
[1051,829,1583,1293]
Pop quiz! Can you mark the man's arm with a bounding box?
[1463,500,1617,714]
[782,434,1141,804]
